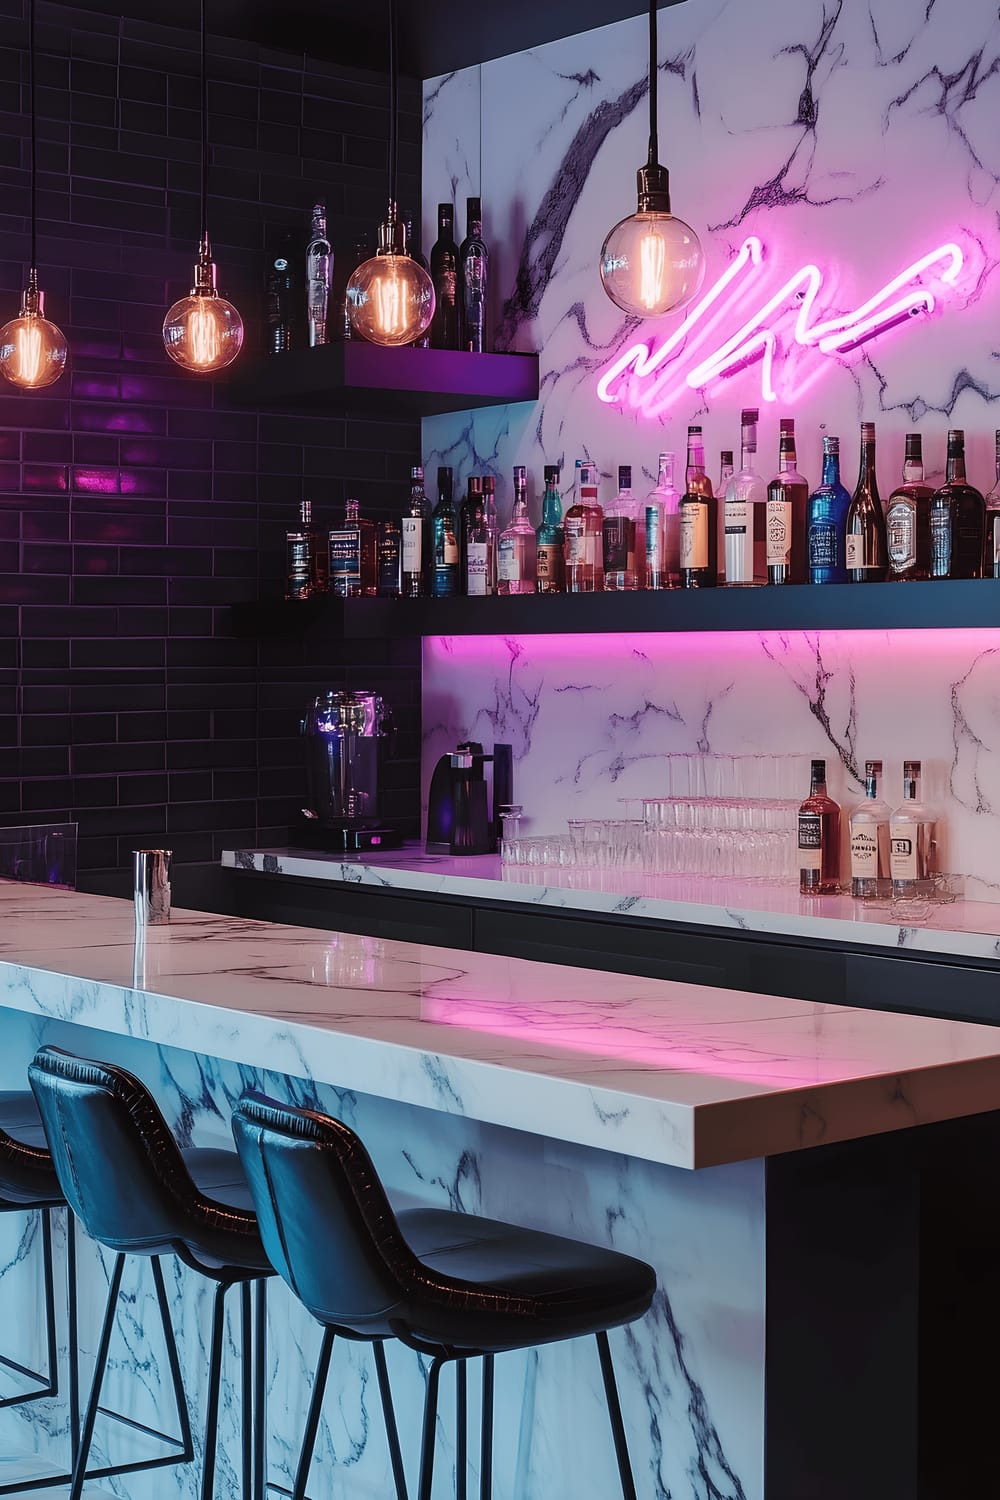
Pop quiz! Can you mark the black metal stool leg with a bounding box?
[456,1359,468,1500]
[0,1207,58,1410]
[66,1211,79,1465]
[291,1326,335,1500]
[149,1254,195,1466]
[241,1282,253,1500]
[254,1279,267,1500]
[200,1281,230,1500]
[372,1340,408,1500]
[418,1356,445,1500]
[595,1330,638,1500]
[68,1251,126,1500]
[479,1355,493,1500]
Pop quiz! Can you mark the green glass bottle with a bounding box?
[535,464,565,593]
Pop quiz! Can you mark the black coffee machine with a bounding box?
[426,742,513,855]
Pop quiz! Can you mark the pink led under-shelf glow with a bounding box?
[596,237,966,416]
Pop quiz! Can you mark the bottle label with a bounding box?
[645,507,661,569]
[498,539,519,582]
[798,812,822,872]
[724,498,748,536]
[929,508,951,577]
[890,822,919,881]
[401,517,422,572]
[536,544,560,581]
[886,500,915,570]
[808,521,837,570]
[466,541,488,595]
[328,528,361,591]
[565,519,596,568]
[679,502,708,570]
[440,531,458,566]
[845,532,862,569]
[434,268,457,307]
[603,517,635,573]
[765,498,791,565]
[993,513,1000,573]
[850,827,879,878]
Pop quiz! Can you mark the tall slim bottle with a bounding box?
[678,427,716,589]
[798,758,841,895]
[890,760,938,898]
[849,759,891,899]
[430,204,460,351]
[497,465,536,595]
[766,419,809,585]
[265,236,296,355]
[403,213,430,348]
[464,486,490,597]
[431,467,460,597]
[886,433,933,581]
[564,460,603,593]
[341,238,370,341]
[716,451,734,582]
[483,474,498,593]
[846,422,887,582]
[459,477,484,585]
[724,409,767,586]
[646,453,680,589]
[603,465,643,591]
[306,202,333,347]
[401,464,432,598]
[328,499,376,597]
[459,197,489,353]
[806,435,850,584]
[986,431,1000,578]
[285,499,322,600]
[930,429,986,580]
[535,465,565,594]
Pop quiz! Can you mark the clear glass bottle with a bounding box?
[285,499,320,601]
[603,464,643,591]
[806,435,851,585]
[403,212,430,349]
[724,408,767,586]
[459,196,489,353]
[564,460,603,593]
[535,465,565,594]
[341,238,370,342]
[497,465,536,595]
[886,433,933,581]
[766,419,809,585]
[890,760,938,898]
[464,486,490,596]
[986,430,1000,579]
[679,427,717,589]
[645,452,680,589]
[328,498,376,597]
[431,466,460,597]
[798,758,841,895]
[849,759,891,899]
[402,464,432,598]
[716,450,734,582]
[429,203,460,351]
[846,421,887,582]
[377,518,401,598]
[930,429,986,580]
[306,201,333,347]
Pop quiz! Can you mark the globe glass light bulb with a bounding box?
[163,243,244,373]
[346,215,434,347]
[0,276,68,389]
[600,209,706,317]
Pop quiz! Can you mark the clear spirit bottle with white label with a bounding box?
[401,465,432,598]
[849,759,891,899]
[798,758,841,895]
[645,452,680,589]
[497,465,536,595]
[564,460,603,592]
[603,464,643,590]
[889,759,938,898]
[724,409,767,587]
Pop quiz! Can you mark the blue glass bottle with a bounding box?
[806,435,850,584]
[431,465,460,597]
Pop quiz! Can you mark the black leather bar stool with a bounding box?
[28,1047,273,1500]
[232,1091,657,1500]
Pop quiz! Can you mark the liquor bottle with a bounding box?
[497,465,536,595]
[564,460,603,593]
[459,476,484,584]
[766,419,808,585]
[845,422,887,582]
[798,758,841,895]
[849,759,891,899]
[716,451,734,582]
[535,465,565,594]
[464,488,490,596]
[306,202,333,348]
[886,433,933,581]
[930,428,986,580]
[402,466,432,597]
[429,204,460,351]
[604,465,643,590]
[890,759,938,898]
[341,238,370,341]
[284,499,322,600]
[678,427,717,588]
[431,467,460,597]
[265,236,296,355]
[483,474,498,593]
[328,498,376,598]
[806,435,850,585]
[724,409,767,587]
[459,197,489,354]
[986,430,1000,578]
[644,452,680,590]
[376,518,401,598]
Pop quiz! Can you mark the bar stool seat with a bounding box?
[0,1090,62,1207]
[232,1091,657,1500]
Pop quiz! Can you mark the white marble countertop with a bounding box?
[4,881,1000,1171]
[221,844,1000,964]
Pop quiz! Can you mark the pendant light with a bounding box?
[162,0,243,372]
[599,0,705,318]
[346,0,435,347]
[0,0,68,389]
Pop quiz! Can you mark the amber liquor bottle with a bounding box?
[846,422,887,582]
[678,426,717,588]
[930,428,986,579]
[798,758,841,895]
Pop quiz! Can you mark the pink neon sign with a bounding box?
[595,237,965,416]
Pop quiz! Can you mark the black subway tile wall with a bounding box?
[0,0,422,875]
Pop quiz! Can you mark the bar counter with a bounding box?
[1,881,997,1499]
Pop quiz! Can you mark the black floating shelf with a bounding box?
[228,343,539,416]
[232,579,1000,641]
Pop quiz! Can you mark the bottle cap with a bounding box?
[741,408,759,425]
[543,464,560,484]
[865,759,882,776]
[903,758,921,778]
[467,196,482,221]
[780,418,795,435]
[823,435,839,454]
[437,203,453,218]
[861,421,876,439]
[467,476,483,497]
[688,425,703,436]
[810,758,826,779]
[618,464,632,488]
[300,499,312,522]
[513,464,527,482]
[482,475,495,494]
[904,433,921,459]
[720,452,733,467]
[410,464,424,481]
[437,466,452,493]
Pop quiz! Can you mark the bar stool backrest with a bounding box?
[29,1046,209,1256]
[232,1091,413,1334]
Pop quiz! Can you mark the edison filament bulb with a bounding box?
[163,240,244,373]
[346,214,434,348]
[0,273,68,389]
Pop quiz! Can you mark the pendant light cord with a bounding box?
[647,0,659,167]
[388,0,398,212]
[28,0,37,270]
[199,0,209,247]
